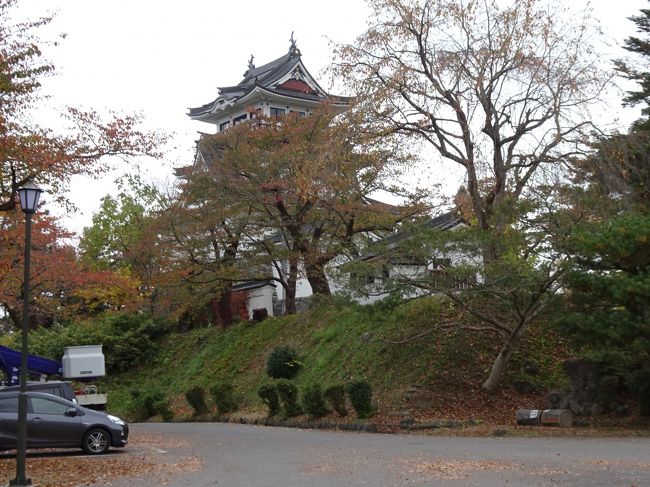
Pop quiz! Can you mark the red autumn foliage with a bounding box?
[0,209,141,329]
[0,0,167,212]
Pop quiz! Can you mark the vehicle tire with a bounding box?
[82,427,111,455]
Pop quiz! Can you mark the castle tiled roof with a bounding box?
[188,43,350,119]
[345,210,466,265]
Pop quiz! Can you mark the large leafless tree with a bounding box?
[336,0,610,391]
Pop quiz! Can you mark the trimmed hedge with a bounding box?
[628,369,650,417]
[324,385,348,417]
[346,380,374,418]
[258,384,280,417]
[276,380,302,418]
[266,345,301,379]
[210,382,238,414]
[185,386,209,415]
[302,383,328,419]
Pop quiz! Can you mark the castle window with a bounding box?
[233,114,247,125]
[270,107,285,117]
[219,121,230,132]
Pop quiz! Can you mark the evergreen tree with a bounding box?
[615,3,650,131]
[558,213,650,414]
[558,2,650,415]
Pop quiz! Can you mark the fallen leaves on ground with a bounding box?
[402,458,514,480]
[130,431,192,449]
[0,432,200,487]
[301,464,340,474]
[583,459,650,469]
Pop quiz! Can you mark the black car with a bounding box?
[0,381,77,404]
[0,391,128,454]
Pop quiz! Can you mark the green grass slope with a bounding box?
[96,297,569,427]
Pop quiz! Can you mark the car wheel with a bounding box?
[82,428,110,455]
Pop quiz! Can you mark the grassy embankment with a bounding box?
[95,297,570,428]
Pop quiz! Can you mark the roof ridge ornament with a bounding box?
[243,54,255,77]
[289,31,300,57]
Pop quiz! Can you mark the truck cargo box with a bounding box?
[62,345,105,378]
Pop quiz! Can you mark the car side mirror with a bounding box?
[64,407,78,417]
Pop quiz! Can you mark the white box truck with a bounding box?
[62,345,107,410]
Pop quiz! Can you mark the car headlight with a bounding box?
[107,415,125,426]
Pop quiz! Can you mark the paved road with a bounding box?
[107,423,649,487]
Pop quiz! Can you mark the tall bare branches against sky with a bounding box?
[8,0,648,232]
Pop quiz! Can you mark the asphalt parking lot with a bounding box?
[103,423,650,487]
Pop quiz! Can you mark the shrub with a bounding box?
[130,390,171,421]
[276,380,302,418]
[128,390,145,420]
[157,399,174,422]
[324,385,348,417]
[22,313,172,374]
[185,386,209,415]
[302,383,328,419]
[627,369,650,416]
[346,380,374,418]
[142,392,163,419]
[258,384,280,417]
[210,382,238,414]
[266,345,301,379]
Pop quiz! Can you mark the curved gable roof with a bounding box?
[188,46,348,119]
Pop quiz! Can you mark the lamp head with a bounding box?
[18,181,43,214]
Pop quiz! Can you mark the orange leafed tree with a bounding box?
[0,0,166,212]
[177,105,422,317]
[335,0,610,391]
[1,209,141,329]
[1,0,165,327]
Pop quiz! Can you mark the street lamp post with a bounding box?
[11,182,42,487]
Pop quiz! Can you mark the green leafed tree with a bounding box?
[174,105,420,318]
[79,175,168,315]
[80,175,160,271]
[557,2,650,415]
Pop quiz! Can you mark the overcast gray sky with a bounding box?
[10,0,649,233]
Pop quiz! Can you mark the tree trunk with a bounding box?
[148,287,159,316]
[216,243,239,326]
[285,257,298,314]
[217,288,233,327]
[482,319,530,392]
[5,305,21,330]
[481,240,501,285]
[305,261,331,296]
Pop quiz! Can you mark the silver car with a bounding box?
[0,391,128,454]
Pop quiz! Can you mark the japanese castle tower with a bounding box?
[181,36,353,320]
[188,34,350,131]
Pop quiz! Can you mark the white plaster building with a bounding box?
[339,210,479,305]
